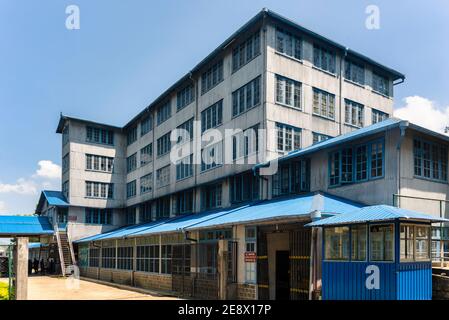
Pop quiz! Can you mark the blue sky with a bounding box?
[0,0,448,215]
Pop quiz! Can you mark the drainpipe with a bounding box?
[395,121,409,207]
[191,71,200,213]
[339,48,348,136]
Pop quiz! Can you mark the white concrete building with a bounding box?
[44,9,404,242]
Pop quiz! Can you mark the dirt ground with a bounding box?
[0,276,178,300]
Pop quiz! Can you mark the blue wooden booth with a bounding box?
[307,205,448,300]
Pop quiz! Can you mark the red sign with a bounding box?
[68,216,77,222]
[244,251,257,262]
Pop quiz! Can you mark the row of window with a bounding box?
[232,76,261,117]
[272,160,309,197]
[85,181,114,199]
[325,223,430,262]
[232,30,261,72]
[85,208,113,225]
[414,138,448,182]
[329,140,384,187]
[86,154,114,173]
[86,126,114,145]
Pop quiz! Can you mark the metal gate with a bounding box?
[289,227,311,300]
[257,229,269,299]
[172,242,219,299]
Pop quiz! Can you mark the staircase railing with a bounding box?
[66,224,76,266]
[53,224,67,276]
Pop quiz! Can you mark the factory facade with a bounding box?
[34,9,449,300]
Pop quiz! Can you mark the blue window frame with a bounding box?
[328,139,385,187]
[414,138,448,182]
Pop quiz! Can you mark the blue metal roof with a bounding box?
[185,193,364,231]
[43,191,69,207]
[0,216,54,236]
[255,118,405,170]
[75,193,364,242]
[306,205,449,227]
[36,190,69,214]
[28,242,48,249]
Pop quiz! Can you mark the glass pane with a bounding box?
[325,227,350,261]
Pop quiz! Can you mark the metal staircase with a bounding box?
[54,228,76,276]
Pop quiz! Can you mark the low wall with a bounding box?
[433,274,449,300]
[134,272,172,292]
[236,283,257,300]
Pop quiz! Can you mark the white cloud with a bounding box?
[0,201,7,213]
[34,160,61,179]
[394,96,449,135]
[0,178,38,195]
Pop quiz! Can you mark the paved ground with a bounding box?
[0,276,178,300]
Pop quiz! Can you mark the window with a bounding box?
[141,115,152,136]
[62,154,69,173]
[345,99,364,127]
[140,143,153,166]
[201,183,222,210]
[62,126,69,145]
[126,207,136,225]
[415,225,430,261]
[85,208,113,225]
[201,141,223,172]
[101,247,116,269]
[176,154,193,180]
[62,181,69,199]
[85,182,113,199]
[232,125,259,161]
[413,138,448,182]
[161,245,172,274]
[351,225,367,261]
[177,84,194,111]
[325,227,350,261]
[157,132,171,156]
[117,246,133,270]
[272,161,309,197]
[86,154,114,173]
[341,148,353,183]
[174,189,194,215]
[276,123,301,153]
[344,59,365,85]
[232,76,261,117]
[313,45,336,74]
[201,100,223,133]
[139,202,152,223]
[312,132,331,145]
[127,126,137,145]
[88,248,99,267]
[312,88,335,119]
[400,224,414,261]
[372,109,389,124]
[126,180,136,198]
[370,224,394,262]
[155,196,170,219]
[176,118,194,143]
[232,30,261,72]
[157,101,171,126]
[126,153,137,173]
[245,226,257,284]
[136,245,159,273]
[355,145,368,181]
[370,141,384,178]
[328,140,384,187]
[156,165,170,188]
[372,72,389,96]
[140,173,153,194]
[230,172,260,203]
[275,28,301,60]
[86,126,114,145]
[275,75,301,109]
[201,60,224,94]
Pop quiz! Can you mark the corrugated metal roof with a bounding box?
[185,193,364,231]
[75,193,364,242]
[43,191,69,207]
[255,118,405,170]
[0,216,54,236]
[306,205,449,227]
[28,242,48,249]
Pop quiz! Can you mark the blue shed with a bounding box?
[307,205,449,300]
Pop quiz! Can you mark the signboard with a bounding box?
[244,251,257,263]
[68,216,77,222]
